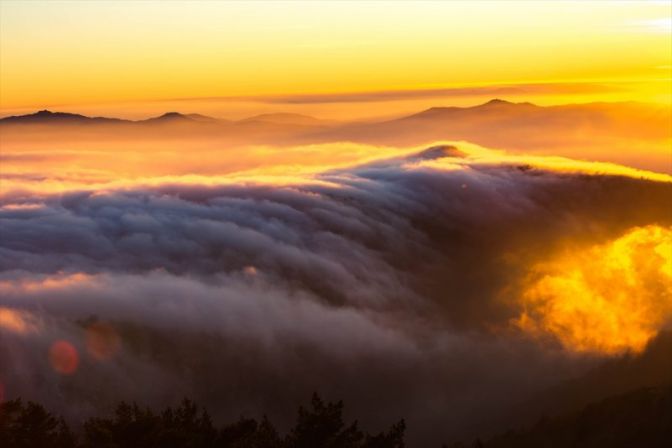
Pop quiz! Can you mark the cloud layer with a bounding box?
[1,145,671,444]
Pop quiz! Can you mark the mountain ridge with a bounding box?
[1,99,662,126]
[0,110,222,125]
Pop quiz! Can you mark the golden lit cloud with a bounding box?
[0,307,39,335]
[516,225,672,355]
[0,273,94,293]
[1,140,670,199]
[415,143,672,183]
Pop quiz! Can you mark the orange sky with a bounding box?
[1,1,670,119]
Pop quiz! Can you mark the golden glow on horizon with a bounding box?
[517,225,672,355]
[1,1,670,113]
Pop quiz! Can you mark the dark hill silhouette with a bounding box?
[469,331,672,443]
[464,385,672,448]
[528,331,672,419]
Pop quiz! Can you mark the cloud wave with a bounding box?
[1,144,670,444]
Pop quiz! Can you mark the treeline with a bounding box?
[2,385,671,447]
[0,393,404,448]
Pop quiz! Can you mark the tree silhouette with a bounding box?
[285,393,405,448]
[3,386,670,447]
[362,420,405,448]
[286,393,363,448]
[83,399,218,448]
[219,415,282,448]
[0,399,74,448]
[1,393,406,447]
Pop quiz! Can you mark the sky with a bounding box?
[1,1,671,119]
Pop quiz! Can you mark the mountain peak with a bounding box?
[158,112,186,119]
[479,98,537,108]
[407,145,467,161]
[143,112,195,123]
[482,98,513,106]
[0,109,97,124]
[143,111,220,124]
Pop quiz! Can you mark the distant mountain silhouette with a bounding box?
[299,99,671,173]
[239,113,333,126]
[185,113,222,123]
[145,111,194,122]
[3,101,667,139]
[0,109,127,125]
[2,101,669,172]
[0,110,326,127]
[403,99,537,121]
[0,109,334,146]
[0,110,223,126]
[141,111,222,124]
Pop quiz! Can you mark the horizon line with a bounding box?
[0,80,639,114]
[0,97,658,122]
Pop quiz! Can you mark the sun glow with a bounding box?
[517,225,672,355]
[1,1,670,113]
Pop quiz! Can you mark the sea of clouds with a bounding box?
[1,144,670,444]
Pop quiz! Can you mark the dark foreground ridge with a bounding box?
[2,386,671,448]
[446,385,672,448]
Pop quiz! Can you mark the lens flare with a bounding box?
[516,225,672,355]
[85,322,120,361]
[49,340,79,375]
